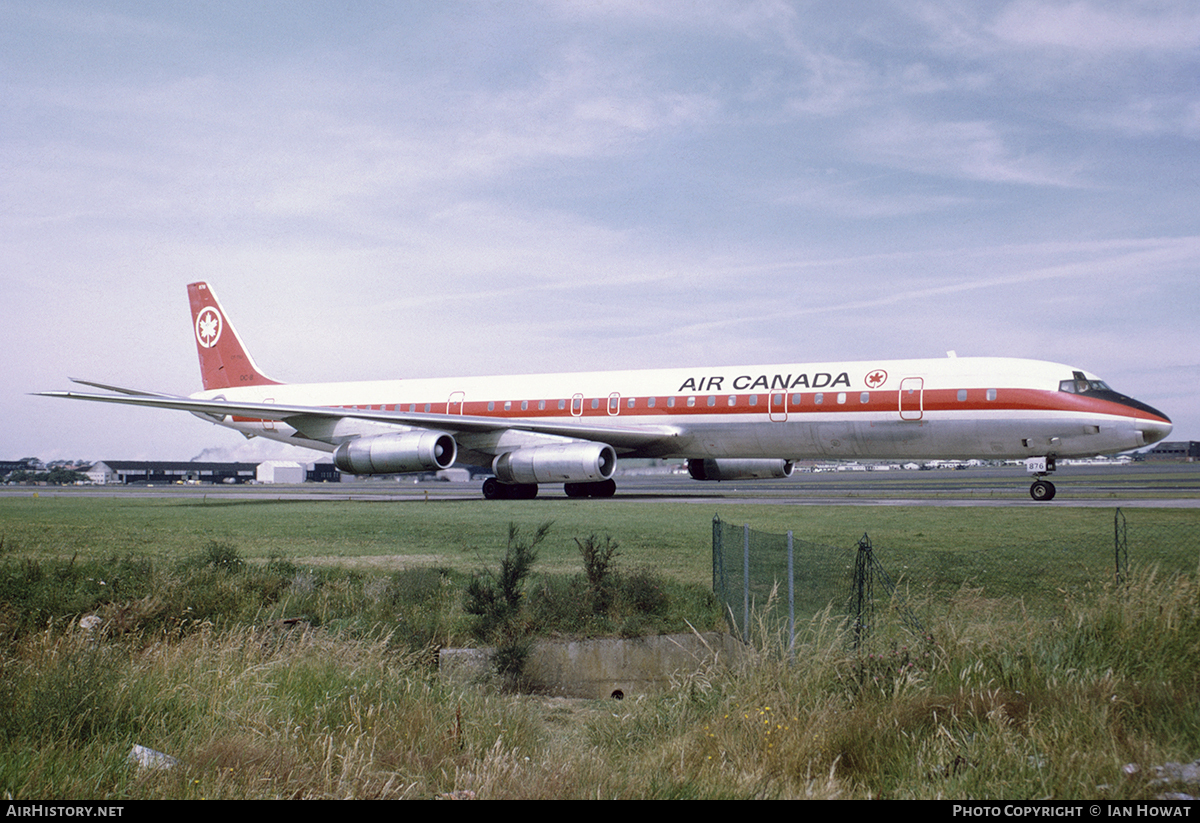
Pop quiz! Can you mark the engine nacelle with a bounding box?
[687,458,794,481]
[493,442,617,485]
[333,431,457,475]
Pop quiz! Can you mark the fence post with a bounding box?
[787,530,795,656]
[851,533,873,651]
[1114,507,1128,585]
[743,523,750,642]
[712,514,722,595]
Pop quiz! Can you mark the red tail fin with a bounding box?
[187,282,281,391]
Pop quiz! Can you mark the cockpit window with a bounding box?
[1059,370,1111,394]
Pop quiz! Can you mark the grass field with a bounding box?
[2,491,1198,799]
[2,491,1196,588]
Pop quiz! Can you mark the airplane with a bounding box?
[37,282,1172,501]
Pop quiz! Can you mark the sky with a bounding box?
[4,0,1198,463]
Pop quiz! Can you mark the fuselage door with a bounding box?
[447,391,465,415]
[899,378,923,421]
[571,393,584,417]
[262,398,275,431]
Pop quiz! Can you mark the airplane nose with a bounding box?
[1137,418,1172,447]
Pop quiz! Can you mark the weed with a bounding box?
[464,523,551,684]
[618,565,669,617]
[576,533,619,616]
[194,540,244,573]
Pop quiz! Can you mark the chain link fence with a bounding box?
[712,509,1200,651]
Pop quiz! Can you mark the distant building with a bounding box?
[256,461,306,484]
[1,458,41,477]
[307,462,340,483]
[87,461,258,484]
[1144,441,1200,462]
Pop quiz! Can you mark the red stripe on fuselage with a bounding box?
[254,388,1164,424]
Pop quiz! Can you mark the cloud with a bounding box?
[991,1,1200,52]
[5,2,1198,460]
[852,113,1083,186]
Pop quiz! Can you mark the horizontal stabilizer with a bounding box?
[69,378,187,399]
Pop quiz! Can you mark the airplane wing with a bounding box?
[34,383,683,453]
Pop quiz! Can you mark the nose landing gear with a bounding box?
[1030,479,1056,501]
[1026,456,1057,501]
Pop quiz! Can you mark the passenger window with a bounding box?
[814,393,823,405]
[986,389,997,401]
[648,397,656,408]
[837,392,846,404]
[957,390,967,402]
[860,392,869,404]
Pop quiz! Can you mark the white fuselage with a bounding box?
[196,356,1171,465]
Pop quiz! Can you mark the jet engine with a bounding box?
[333,431,457,475]
[493,442,617,485]
[687,458,794,481]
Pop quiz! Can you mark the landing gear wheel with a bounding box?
[482,477,507,500]
[563,479,616,498]
[590,479,617,498]
[482,479,538,499]
[509,483,538,499]
[1030,480,1056,501]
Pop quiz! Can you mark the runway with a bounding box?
[6,463,1200,507]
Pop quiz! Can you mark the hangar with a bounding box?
[86,461,258,485]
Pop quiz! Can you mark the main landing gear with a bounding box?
[564,479,616,498]
[1025,456,1057,501]
[480,478,617,499]
[481,478,537,499]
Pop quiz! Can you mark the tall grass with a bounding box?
[577,565,1200,799]
[1,538,1197,797]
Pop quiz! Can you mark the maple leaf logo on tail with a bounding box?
[196,308,222,348]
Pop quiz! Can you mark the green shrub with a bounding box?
[189,540,244,573]
[618,565,669,617]
[576,533,619,616]
[464,523,550,684]
[389,567,453,606]
[0,555,156,645]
